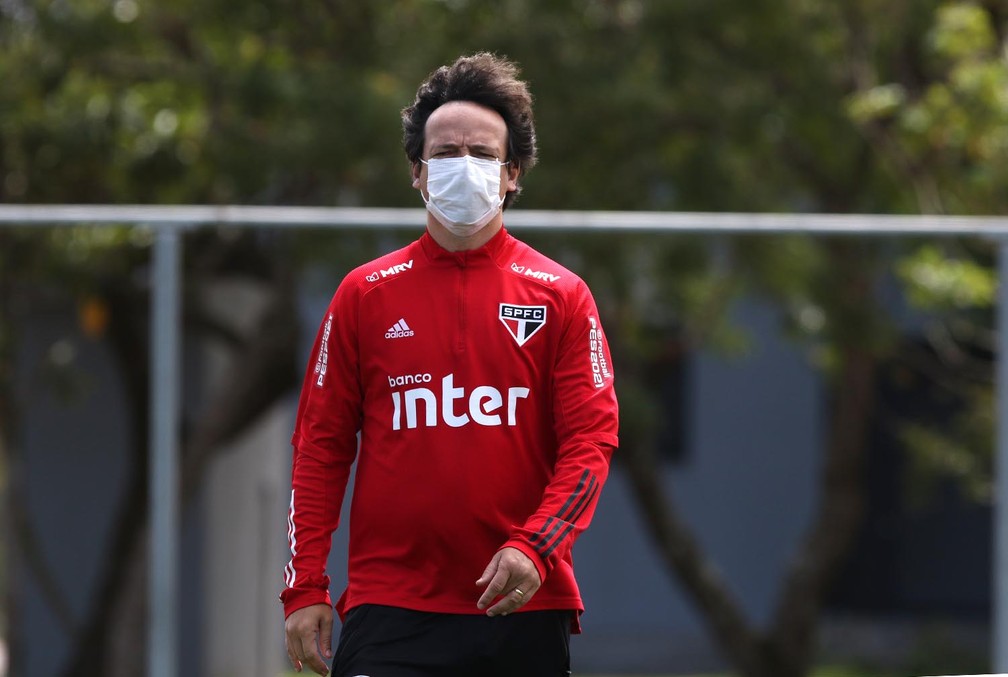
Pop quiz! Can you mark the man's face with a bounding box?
[411,100,519,200]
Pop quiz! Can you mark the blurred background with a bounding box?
[1,0,1007,675]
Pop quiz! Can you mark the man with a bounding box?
[282,52,618,677]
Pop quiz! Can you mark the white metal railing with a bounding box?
[1,205,1006,676]
[3,203,1008,234]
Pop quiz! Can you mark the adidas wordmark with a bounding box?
[385,318,414,339]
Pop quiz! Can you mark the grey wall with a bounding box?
[572,299,821,673]
[16,305,130,675]
[13,301,201,677]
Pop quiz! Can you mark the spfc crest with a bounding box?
[499,303,547,347]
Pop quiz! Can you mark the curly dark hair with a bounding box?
[402,52,538,209]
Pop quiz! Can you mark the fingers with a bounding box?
[485,585,533,617]
[476,547,541,616]
[476,566,510,610]
[284,604,333,677]
[299,635,330,676]
[475,553,500,587]
[285,635,303,673]
[320,613,334,660]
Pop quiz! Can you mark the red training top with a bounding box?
[280,227,619,631]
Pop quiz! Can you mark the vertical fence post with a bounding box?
[997,239,1008,672]
[149,225,181,677]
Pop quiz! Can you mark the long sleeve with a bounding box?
[280,282,363,618]
[504,281,618,581]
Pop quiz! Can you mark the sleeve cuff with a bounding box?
[279,587,333,619]
[503,539,549,584]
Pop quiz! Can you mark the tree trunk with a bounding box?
[764,241,880,675]
[624,243,879,677]
[765,346,876,674]
[622,440,767,675]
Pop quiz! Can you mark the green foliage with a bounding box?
[901,402,994,506]
[1,11,1004,672]
[0,0,919,211]
[897,244,996,310]
[847,0,1008,214]
[2,0,1001,500]
[1,0,993,215]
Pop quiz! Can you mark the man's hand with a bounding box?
[284,603,334,676]
[476,546,542,617]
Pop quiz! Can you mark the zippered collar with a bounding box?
[418,225,515,268]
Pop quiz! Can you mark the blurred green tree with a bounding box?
[0,0,1002,676]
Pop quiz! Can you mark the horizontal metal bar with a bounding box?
[0,205,423,228]
[507,210,1008,235]
[0,204,1007,236]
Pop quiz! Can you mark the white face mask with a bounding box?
[420,155,507,237]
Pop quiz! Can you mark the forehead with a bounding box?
[424,101,508,153]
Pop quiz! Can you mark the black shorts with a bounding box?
[332,604,573,677]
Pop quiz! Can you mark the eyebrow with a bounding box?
[431,142,502,155]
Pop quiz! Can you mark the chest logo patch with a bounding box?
[499,303,547,347]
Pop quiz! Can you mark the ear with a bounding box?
[505,162,520,192]
[411,161,422,189]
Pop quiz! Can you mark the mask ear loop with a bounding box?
[416,159,431,204]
